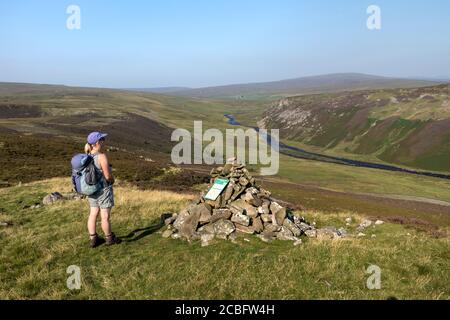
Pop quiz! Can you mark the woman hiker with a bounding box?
[84,132,121,248]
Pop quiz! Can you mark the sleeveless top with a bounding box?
[91,152,102,171]
[91,152,108,188]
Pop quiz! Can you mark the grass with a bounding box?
[277,155,450,203]
[0,87,268,133]
[0,178,449,299]
[0,132,210,189]
[4,84,450,200]
[369,89,450,121]
[257,84,450,172]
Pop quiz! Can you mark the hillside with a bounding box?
[126,87,192,94]
[1,81,449,228]
[0,82,449,300]
[0,177,448,299]
[164,73,439,99]
[0,82,265,133]
[259,84,450,172]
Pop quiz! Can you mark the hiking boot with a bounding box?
[89,234,103,248]
[105,233,122,246]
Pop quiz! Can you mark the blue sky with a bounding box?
[0,0,449,88]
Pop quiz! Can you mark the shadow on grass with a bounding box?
[120,213,172,243]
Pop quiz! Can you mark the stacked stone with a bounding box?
[163,162,314,246]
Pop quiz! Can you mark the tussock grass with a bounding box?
[0,178,449,300]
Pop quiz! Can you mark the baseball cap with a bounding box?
[87,132,108,145]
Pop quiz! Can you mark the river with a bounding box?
[224,114,450,181]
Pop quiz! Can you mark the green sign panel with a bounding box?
[204,178,229,201]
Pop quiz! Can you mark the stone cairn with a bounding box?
[163,160,317,246]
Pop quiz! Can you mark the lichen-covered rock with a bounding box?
[239,177,249,186]
[178,211,201,240]
[213,219,235,238]
[270,202,286,226]
[189,203,212,224]
[357,219,373,231]
[296,222,313,234]
[260,213,272,223]
[42,192,63,205]
[283,218,301,237]
[229,203,244,215]
[230,199,258,218]
[260,203,270,215]
[198,223,215,235]
[171,232,181,240]
[235,224,255,235]
[231,212,250,226]
[209,209,232,224]
[242,191,263,207]
[223,184,234,201]
[305,229,317,238]
[276,227,297,241]
[264,223,281,234]
[201,233,215,247]
[251,216,264,233]
[173,209,190,230]
[162,229,174,238]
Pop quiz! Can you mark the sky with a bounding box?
[0,0,449,88]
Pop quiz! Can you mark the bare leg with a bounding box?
[100,208,112,236]
[88,207,100,239]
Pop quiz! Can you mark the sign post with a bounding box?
[204,178,229,201]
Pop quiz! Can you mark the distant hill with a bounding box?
[162,73,440,99]
[0,82,69,95]
[126,87,192,94]
[0,82,129,96]
[2,73,441,99]
[259,84,450,172]
[0,82,179,155]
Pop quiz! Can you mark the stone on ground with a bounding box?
[162,161,347,245]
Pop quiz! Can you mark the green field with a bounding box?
[277,155,450,203]
[1,83,450,300]
[1,83,450,226]
[1,178,448,299]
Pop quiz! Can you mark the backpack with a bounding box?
[71,154,103,196]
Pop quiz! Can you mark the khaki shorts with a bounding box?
[88,185,114,209]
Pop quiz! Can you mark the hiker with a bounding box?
[84,132,121,248]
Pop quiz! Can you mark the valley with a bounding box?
[259,84,450,172]
[2,0,449,302]
[1,79,449,301]
[0,81,449,229]
[225,114,450,180]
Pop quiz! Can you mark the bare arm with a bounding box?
[98,154,115,184]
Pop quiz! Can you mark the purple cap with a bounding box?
[87,132,108,145]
